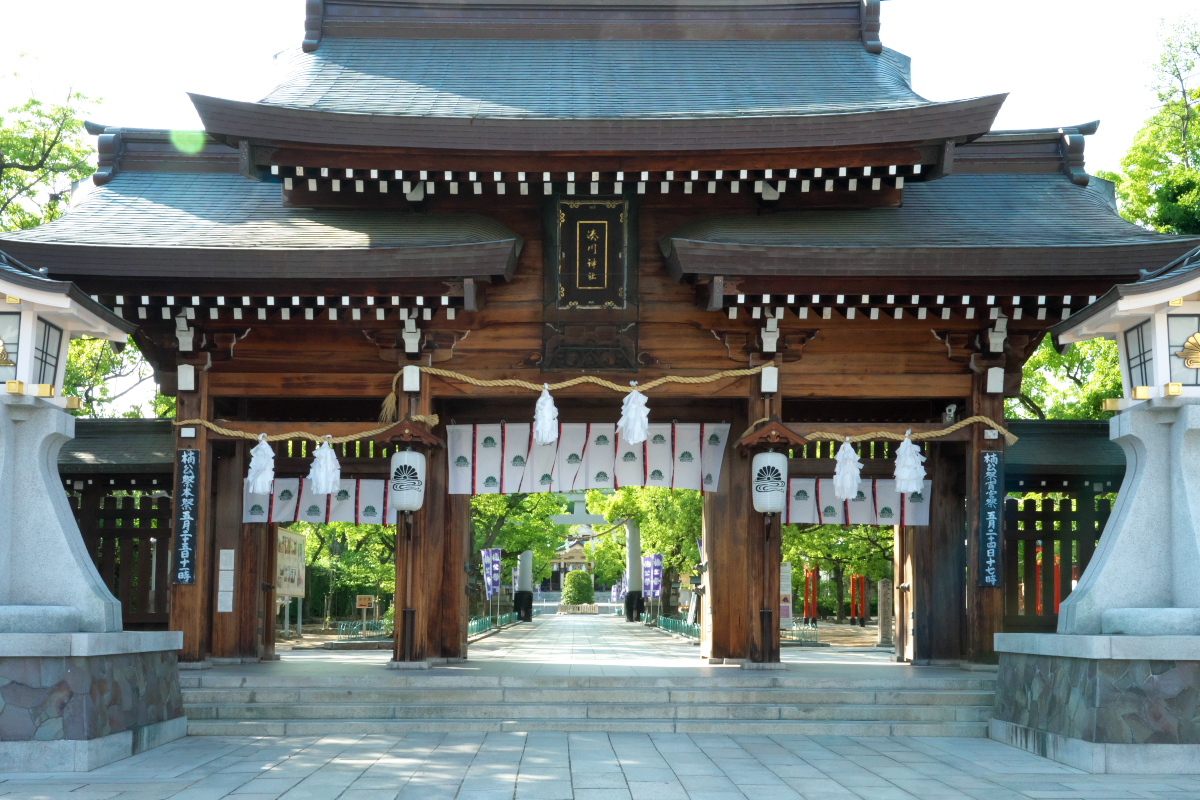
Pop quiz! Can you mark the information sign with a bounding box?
[172,448,200,585]
[979,451,1005,587]
[276,529,306,598]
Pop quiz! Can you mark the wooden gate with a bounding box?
[1003,493,1111,633]
[73,490,172,629]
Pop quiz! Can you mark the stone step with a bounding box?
[177,674,996,691]
[184,701,990,723]
[186,718,990,737]
[181,687,995,707]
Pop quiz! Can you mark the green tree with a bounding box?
[1007,336,1122,420]
[782,523,892,621]
[587,487,702,576]
[471,493,568,600]
[62,337,175,418]
[1,88,94,230]
[293,521,396,625]
[561,570,595,605]
[1099,18,1200,233]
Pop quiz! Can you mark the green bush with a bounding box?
[561,571,595,605]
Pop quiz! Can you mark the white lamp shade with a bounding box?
[752,451,788,514]
[389,450,426,512]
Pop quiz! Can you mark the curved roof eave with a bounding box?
[189,92,1007,152]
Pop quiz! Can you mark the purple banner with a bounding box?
[651,554,664,599]
[642,556,652,597]
[481,548,503,600]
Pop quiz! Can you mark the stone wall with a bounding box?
[995,652,1200,744]
[0,649,182,742]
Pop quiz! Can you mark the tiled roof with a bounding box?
[1005,420,1124,478]
[263,39,925,119]
[59,419,175,475]
[0,173,522,280]
[661,174,1200,279]
[191,39,1004,151]
[0,250,136,333]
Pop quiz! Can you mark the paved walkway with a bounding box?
[4,732,1200,799]
[205,614,952,682]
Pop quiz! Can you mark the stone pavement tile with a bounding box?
[766,763,825,779]
[395,784,456,800]
[847,787,920,800]
[517,770,571,782]
[514,779,573,799]
[782,777,859,797]
[959,789,1031,800]
[573,790,633,800]
[683,793,747,800]
[628,781,689,800]
[231,778,304,794]
[736,785,803,799]
[571,773,628,789]
[337,791,400,800]
[456,792,516,800]
[887,778,978,798]
[666,760,724,777]
[621,767,678,783]
[721,769,786,786]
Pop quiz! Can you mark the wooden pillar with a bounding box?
[262,523,278,661]
[928,442,967,662]
[442,493,471,659]
[168,369,213,663]
[894,525,915,662]
[749,510,782,663]
[703,406,751,661]
[210,441,245,660]
[966,373,1005,662]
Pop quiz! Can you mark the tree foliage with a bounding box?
[585,488,702,585]
[1007,337,1122,421]
[292,521,396,622]
[62,338,174,418]
[0,88,94,231]
[471,493,569,589]
[1099,18,1200,233]
[561,570,595,605]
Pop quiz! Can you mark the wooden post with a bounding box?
[966,373,1005,662]
[929,442,967,661]
[702,407,751,661]
[168,369,213,663]
[443,493,471,659]
[211,441,245,660]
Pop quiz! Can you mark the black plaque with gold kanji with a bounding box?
[557,199,628,310]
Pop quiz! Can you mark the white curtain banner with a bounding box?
[474,423,503,494]
[700,423,731,491]
[447,425,474,495]
[502,423,531,494]
[846,482,874,525]
[242,479,272,524]
[874,479,902,525]
[298,479,329,524]
[578,423,616,491]
[554,423,588,493]
[644,423,673,488]
[903,479,933,526]
[328,479,357,523]
[816,479,845,525]
[787,478,817,524]
[673,423,702,491]
[522,439,558,493]
[614,430,645,488]
[357,480,385,525]
[271,478,300,523]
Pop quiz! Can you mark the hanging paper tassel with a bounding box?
[617,382,651,445]
[246,434,275,495]
[533,383,559,445]
[308,436,341,495]
[833,440,863,501]
[894,430,927,495]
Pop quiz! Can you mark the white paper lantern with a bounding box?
[752,450,788,514]
[389,449,426,512]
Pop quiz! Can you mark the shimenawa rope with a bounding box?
[173,416,440,444]
[739,416,1018,446]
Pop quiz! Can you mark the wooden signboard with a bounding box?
[979,451,1004,587]
[356,595,376,609]
[172,448,200,585]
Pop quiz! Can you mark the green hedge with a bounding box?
[561,571,595,605]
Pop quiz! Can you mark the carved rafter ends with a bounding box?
[385,419,444,450]
[737,420,808,454]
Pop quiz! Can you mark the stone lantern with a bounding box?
[0,251,186,770]
[989,245,1200,773]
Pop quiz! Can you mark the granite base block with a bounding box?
[0,715,186,772]
[992,634,1200,772]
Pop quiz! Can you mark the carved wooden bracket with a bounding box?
[716,329,817,362]
[384,418,445,450]
[737,420,809,454]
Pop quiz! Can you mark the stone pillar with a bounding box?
[514,550,534,621]
[0,396,184,771]
[624,520,643,621]
[876,578,894,648]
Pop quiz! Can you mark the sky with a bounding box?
[1,0,1196,413]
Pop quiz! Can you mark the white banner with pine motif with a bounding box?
[328,479,357,523]
[447,425,474,495]
[474,423,503,494]
[578,423,616,491]
[502,423,531,494]
[644,423,674,488]
[816,479,845,525]
[357,480,385,525]
[298,480,329,523]
[521,439,558,493]
[672,424,702,491]
[846,482,874,525]
[787,478,817,524]
[271,478,300,523]
[700,423,731,491]
[242,480,272,524]
[614,430,644,488]
[902,480,933,526]
[553,423,588,493]
[873,479,902,525]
